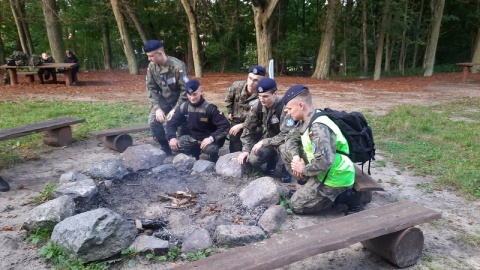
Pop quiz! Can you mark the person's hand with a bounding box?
[251,141,263,155]
[229,123,243,136]
[237,152,249,165]
[291,155,305,178]
[228,113,234,121]
[169,138,179,151]
[155,108,166,123]
[166,109,175,121]
[200,137,212,149]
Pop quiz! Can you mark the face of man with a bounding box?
[187,87,202,105]
[285,99,304,121]
[146,49,166,66]
[258,91,276,109]
[41,53,48,60]
[246,73,263,94]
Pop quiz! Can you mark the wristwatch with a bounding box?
[208,136,214,143]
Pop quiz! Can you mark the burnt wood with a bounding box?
[89,125,150,138]
[353,165,385,192]
[175,201,441,270]
[0,117,85,141]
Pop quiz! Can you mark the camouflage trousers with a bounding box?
[248,145,278,168]
[149,112,188,148]
[177,135,221,160]
[228,121,243,153]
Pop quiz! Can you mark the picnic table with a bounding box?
[0,62,79,87]
[456,62,480,83]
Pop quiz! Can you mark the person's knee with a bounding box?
[202,144,219,155]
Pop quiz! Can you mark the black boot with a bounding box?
[265,155,278,175]
[334,188,364,215]
[160,142,172,156]
[281,166,292,183]
[0,176,10,192]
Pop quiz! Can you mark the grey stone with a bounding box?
[51,179,98,202]
[122,144,166,172]
[239,177,282,209]
[51,208,136,263]
[59,171,89,184]
[258,205,288,234]
[192,160,215,173]
[215,152,243,178]
[88,159,129,180]
[214,225,266,248]
[152,164,174,174]
[181,228,212,253]
[129,235,169,256]
[172,154,196,170]
[23,196,75,231]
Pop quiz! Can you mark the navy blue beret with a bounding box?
[248,65,266,76]
[185,79,200,94]
[256,78,277,93]
[281,84,309,104]
[143,40,163,53]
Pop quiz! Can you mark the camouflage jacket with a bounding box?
[224,81,258,123]
[284,110,337,177]
[146,56,189,114]
[241,97,294,152]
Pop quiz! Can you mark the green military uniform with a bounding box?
[225,80,259,153]
[147,56,189,151]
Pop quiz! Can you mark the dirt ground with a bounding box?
[0,70,480,270]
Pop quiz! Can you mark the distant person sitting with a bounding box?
[37,53,57,84]
[64,50,79,85]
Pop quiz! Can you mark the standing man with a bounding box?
[143,40,190,155]
[37,53,57,84]
[237,78,293,183]
[280,85,363,215]
[167,79,230,162]
[225,65,265,153]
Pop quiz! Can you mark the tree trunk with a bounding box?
[423,0,445,76]
[340,0,353,76]
[412,0,425,69]
[312,0,341,80]
[9,0,28,54]
[102,21,112,70]
[121,0,147,44]
[42,0,65,63]
[181,0,203,77]
[252,0,281,70]
[0,31,5,65]
[111,0,139,75]
[362,0,369,74]
[384,32,391,72]
[471,26,480,73]
[373,1,390,81]
[398,0,409,74]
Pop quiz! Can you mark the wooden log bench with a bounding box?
[89,125,150,153]
[17,71,37,83]
[456,62,480,83]
[176,201,441,270]
[353,165,385,204]
[0,117,85,147]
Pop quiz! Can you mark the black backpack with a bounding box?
[310,108,375,174]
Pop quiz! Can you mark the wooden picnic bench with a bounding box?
[456,62,480,83]
[176,201,441,269]
[17,71,37,83]
[89,125,150,153]
[0,62,79,87]
[0,117,85,147]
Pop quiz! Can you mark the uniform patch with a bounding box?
[228,87,232,92]
[312,143,316,152]
[182,75,189,83]
[200,117,208,122]
[286,117,295,127]
[270,116,279,124]
[167,77,176,84]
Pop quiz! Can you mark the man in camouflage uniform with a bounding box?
[237,78,294,183]
[37,53,57,84]
[167,79,230,162]
[144,40,189,155]
[224,65,265,153]
[280,85,363,215]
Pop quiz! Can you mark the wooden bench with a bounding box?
[353,165,385,204]
[0,117,85,147]
[0,63,79,87]
[89,125,150,153]
[456,62,480,83]
[176,201,441,269]
[17,71,37,83]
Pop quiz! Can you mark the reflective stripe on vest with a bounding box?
[301,115,355,187]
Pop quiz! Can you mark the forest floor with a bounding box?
[0,69,480,270]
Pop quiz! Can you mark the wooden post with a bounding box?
[103,134,133,153]
[26,74,35,83]
[65,69,73,86]
[462,66,469,83]
[361,227,424,268]
[8,69,18,85]
[43,126,73,146]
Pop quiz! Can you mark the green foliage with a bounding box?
[30,182,59,205]
[279,193,292,214]
[28,228,52,246]
[38,241,108,269]
[371,98,480,198]
[180,248,213,261]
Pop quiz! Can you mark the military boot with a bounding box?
[160,142,172,156]
[334,188,364,215]
[280,165,292,183]
[0,176,10,192]
[265,155,278,175]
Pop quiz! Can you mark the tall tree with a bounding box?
[361,0,369,74]
[423,0,445,76]
[42,0,65,62]
[312,0,341,80]
[102,21,112,70]
[111,0,138,75]
[181,0,202,77]
[251,0,280,70]
[471,26,480,73]
[9,0,28,54]
[121,0,147,43]
[398,0,409,74]
[411,0,425,69]
[373,0,390,81]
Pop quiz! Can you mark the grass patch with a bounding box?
[370,98,480,198]
[30,182,59,205]
[0,100,147,169]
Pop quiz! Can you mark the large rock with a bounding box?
[172,153,196,171]
[51,179,98,202]
[122,144,166,172]
[59,171,89,184]
[192,160,215,173]
[181,228,212,253]
[87,159,129,180]
[23,196,75,231]
[129,235,169,256]
[152,164,174,174]
[51,208,137,263]
[215,152,243,178]
[214,225,266,248]
[257,205,289,234]
[239,177,282,209]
